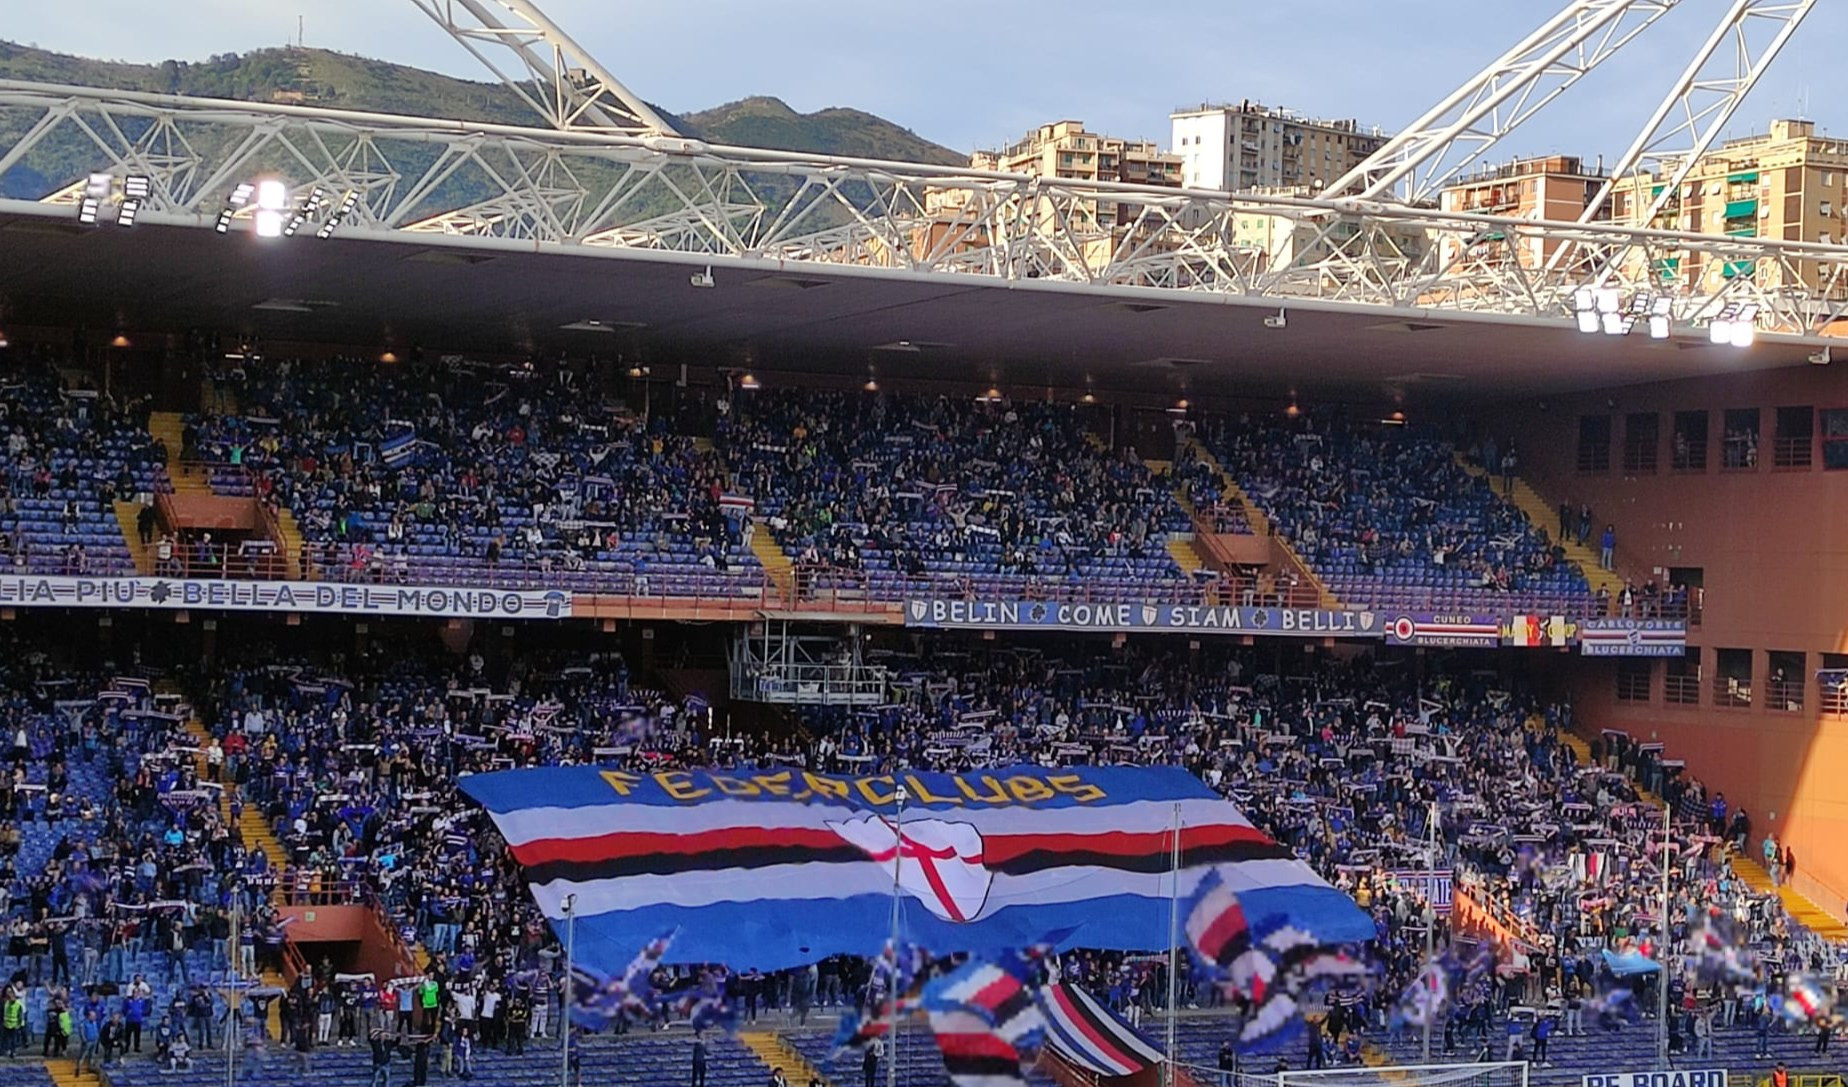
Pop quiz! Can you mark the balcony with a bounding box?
[1712,675,1753,709]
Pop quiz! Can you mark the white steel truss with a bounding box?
[405,0,675,136]
[1581,0,1814,227]
[5,81,1848,340]
[1325,0,1683,204]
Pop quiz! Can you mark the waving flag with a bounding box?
[1036,982,1162,1076]
[460,765,1371,971]
[1182,868,1366,1053]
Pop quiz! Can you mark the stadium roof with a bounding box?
[0,214,1815,402]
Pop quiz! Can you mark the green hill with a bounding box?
[0,40,961,175]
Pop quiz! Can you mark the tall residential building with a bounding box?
[1169,101,1387,193]
[1438,155,1610,268]
[1612,119,1848,294]
[970,119,1182,229]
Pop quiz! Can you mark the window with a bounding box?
[1823,201,1834,217]
[1822,408,1848,469]
[1773,405,1814,468]
[1616,660,1652,703]
[1671,410,1708,471]
[1721,407,1759,469]
[1623,413,1659,474]
[1577,414,1612,473]
[1665,651,1702,706]
[1822,652,1848,715]
[1713,648,1753,708]
[1767,651,1806,711]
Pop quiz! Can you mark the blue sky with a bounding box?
[8,1,1844,159]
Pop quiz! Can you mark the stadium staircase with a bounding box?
[1176,436,1342,608]
[271,509,305,579]
[1454,456,1624,600]
[740,1031,832,1087]
[149,412,209,497]
[750,520,797,603]
[177,716,289,1033]
[1165,537,1209,578]
[45,1057,91,1087]
[111,501,154,574]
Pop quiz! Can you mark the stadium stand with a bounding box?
[0,356,166,579]
[186,357,763,596]
[718,390,1202,603]
[1202,415,1600,617]
[0,610,1829,1087]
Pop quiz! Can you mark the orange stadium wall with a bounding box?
[1482,363,1848,918]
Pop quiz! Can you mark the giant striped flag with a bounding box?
[460,764,1371,970]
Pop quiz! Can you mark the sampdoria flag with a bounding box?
[929,1009,1030,1087]
[460,765,1372,971]
[380,429,418,468]
[1036,982,1162,1076]
[719,493,756,514]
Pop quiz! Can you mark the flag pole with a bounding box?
[1165,801,1181,1087]
[1657,800,1670,1071]
[887,784,908,1087]
[562,893,576,1087]
[1422,798,1438,1062]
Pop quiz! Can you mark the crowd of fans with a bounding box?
[0,623,1832,1081]
[1205,416,1597,617]
[0,355,167,577]
[717,390,1197,601]
[188,357,760,594]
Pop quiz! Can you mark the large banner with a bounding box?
[1579,618,1688,657]
[460,764,1373,970]
[0,575,573,620]
[905,599,1383,638]
[1387,868,1454,914]
[1384,613,1504,648]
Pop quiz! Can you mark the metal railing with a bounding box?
[1765,678,1806,712]
[1664,674,1702,705]
[1713,675,1754,708]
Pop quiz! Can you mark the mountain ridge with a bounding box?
[0,40,964,167]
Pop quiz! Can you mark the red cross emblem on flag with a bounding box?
[827,814,993,923]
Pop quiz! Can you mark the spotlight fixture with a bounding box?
[123,175,151,200]
[77,198,100,226]
[1707,302,1759,348]
[116,199,141,228]
[214,209,235,234]
[738,373,760,390]
[1573,287,1599,334]
[1647,295,1673,340]
[84,173,112,200]
[229,183,255,208]
[254,179,288,238]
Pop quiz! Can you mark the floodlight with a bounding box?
[255,210,285,238]
[1576,309,1600,334]
[1595,287,1621,315]
[1648,315,1670,340]
[123,175,151,200]
[256,180,287,212]
[77,198,100,226]
[229,183,255,208]
[282,214,304,238]
[85,173,112,199]
[117,199,140,228]
[214,209,235,234]
[1601,311,1625,335]
[1708,319,1731,345]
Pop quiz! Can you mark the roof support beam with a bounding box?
[1327,0,1681,204]
[405,0,674,136]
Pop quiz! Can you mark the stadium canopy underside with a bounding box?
[0,73,1837,400]
[0,209,1816,401]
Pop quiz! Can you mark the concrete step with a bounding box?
[150,411,212,495]
[111,500,155,575]
[749,520,796,601]
[743,1031,833,1087]
[1166,537,1206,577]
[1180,436,1343,609]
